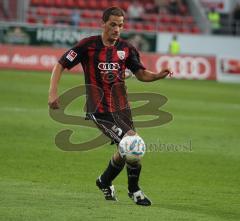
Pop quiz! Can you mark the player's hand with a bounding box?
[159,69,173,79]
[48,95,60,109]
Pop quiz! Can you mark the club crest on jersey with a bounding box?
[117,51,125,60]
[66,50,77,62]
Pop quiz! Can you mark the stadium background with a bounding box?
[0,0,240,220]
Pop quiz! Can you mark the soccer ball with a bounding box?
[118,135,146,162]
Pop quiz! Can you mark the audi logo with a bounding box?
[156,56,211,79]
[98,62,120,71]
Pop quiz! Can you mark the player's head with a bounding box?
[102,7,125,42]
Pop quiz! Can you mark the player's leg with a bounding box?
[112,110,152,206]
[96,154,124,201]
[96,151,125,200]
[90,113,126,201]
[126,162,152,206]
[124,133,152,206]
[91,109,151,205]
[126,160,141,193]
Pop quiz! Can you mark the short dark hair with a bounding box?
[102,7,125,22]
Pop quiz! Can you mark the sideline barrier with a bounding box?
[0,44,218,80]
[217,57,240,83]
[0,44,81,72]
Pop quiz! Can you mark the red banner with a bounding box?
[0,44,82,72]
[220,58,240,75]
[0,44,216,80]
[141,54,216,80]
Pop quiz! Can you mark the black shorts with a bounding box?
[87,109,135,144]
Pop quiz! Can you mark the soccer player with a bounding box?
[48,7,172,206]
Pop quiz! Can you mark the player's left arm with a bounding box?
[126,44,173,82]
[134,68,173,82]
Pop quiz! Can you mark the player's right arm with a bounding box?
[48,36,93,109]
[48,62,64,109]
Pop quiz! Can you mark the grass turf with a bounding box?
[0,69,239,221]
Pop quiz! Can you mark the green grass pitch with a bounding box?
[0,69,239,221]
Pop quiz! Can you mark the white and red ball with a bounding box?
[118,135,146,162]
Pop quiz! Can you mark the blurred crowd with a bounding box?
[127,0,188,20]
[0,0,189,26]
[206,2,240,35]
[2,0,240,35]
[232,3,240,35]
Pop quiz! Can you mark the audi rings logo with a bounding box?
[98,62,120,71]
[156,56,211,79]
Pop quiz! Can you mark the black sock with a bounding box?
[127,163,142,193]
[100,158,125,186]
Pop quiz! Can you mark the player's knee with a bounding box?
[125,129,136,136]
[113,151,126,165]
[126,160,141,168]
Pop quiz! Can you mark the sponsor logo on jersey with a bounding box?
[98,62,120,71]
[66,50,77,62]
[117,51,125,60]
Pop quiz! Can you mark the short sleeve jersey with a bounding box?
[59,35,145,113]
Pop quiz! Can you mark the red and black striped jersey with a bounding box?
[59,35,145,113]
